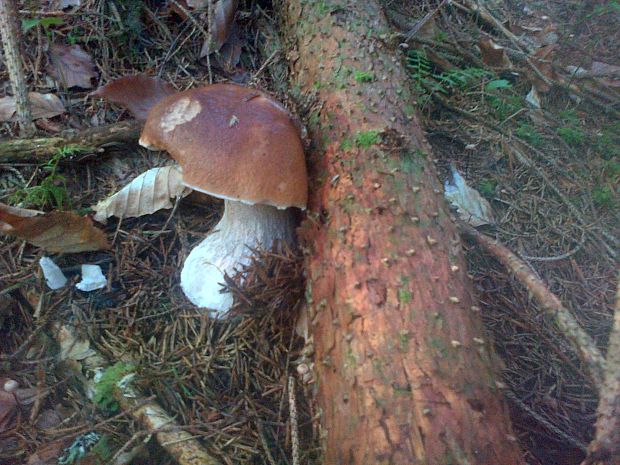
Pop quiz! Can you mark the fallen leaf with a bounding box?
[0,203,109,253]
[200,0,239,57]
[35,118,64,133]
[0,390,18,434]
[0,92,65,122]
[58,325,96,361]
[27,439,69,465]
[591,61,620,78]
[14,387,40,405]
[444,167,495,227]
[90,75,176,121]
[218,25,243,71]
[530,44,557,92]
[478,37,512,68]
[590,61,620,88]
[29,92,66,118]
[48,44,96,89]
[35,408,64,430]
[92,165,191,223]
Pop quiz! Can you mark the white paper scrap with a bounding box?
[444,166,495,227]
[76,264,107,292]
[39,256,68,289]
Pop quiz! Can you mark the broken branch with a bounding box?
[53,324,221,465]
[458,222,606,389]
[582,276,620,465]
[0,120,142,162]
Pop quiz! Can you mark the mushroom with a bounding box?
[139,84,307,316]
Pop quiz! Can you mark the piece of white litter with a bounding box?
[39,256,68,289]
[76,264,107,291]
[526,86,541,109]
[444,166,495,227]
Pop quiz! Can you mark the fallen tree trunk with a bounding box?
[0,120,141,162]
[281,1,524,464]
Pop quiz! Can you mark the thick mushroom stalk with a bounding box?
[181,200,296,315]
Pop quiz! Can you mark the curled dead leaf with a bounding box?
[200,0,239,57]
[0,203,109,253]
[93,165,191,223]
[0,390,18,434]
[90,75,176,121]
[58,325,97,361]
[530,44,557,92]
[48,44,96,89]
[478,37,512,68]
[0,92,65,122]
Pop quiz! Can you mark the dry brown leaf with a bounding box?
[93,165,191,223]
[591,61,620,88]
[27,439,68,465]
[219,25,243,71]
[58,325,97,360]
[0,390,18,434]
[530,44,557,92]
[478,37,512,67]
[0,92,65,122]
[90,75,176,121]
[35,408,63,430]
[0,203,109,253]
[200,0,239,57]
[591,61,620,78]
[48,44,96,89]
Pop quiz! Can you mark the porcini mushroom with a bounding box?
[139,84,307,315]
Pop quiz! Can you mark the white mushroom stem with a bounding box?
[181,199,296,316]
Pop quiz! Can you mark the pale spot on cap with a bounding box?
[160,97,202,133]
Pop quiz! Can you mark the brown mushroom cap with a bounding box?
[139,84,307,209]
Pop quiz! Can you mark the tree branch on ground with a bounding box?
[53,324,222,465]
[583,276,620,465]
[0,120,142,162]
[458,221,606,389]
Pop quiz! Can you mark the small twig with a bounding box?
[519,231,586,262]
[109,430,151,465]
[458,221,606,390]
[0,0,35,136]
[504,389,588,452]
[288,376,300,465]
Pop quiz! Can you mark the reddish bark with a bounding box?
[282,1,525,464]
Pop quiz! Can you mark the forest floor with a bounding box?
[0,1,618,465]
